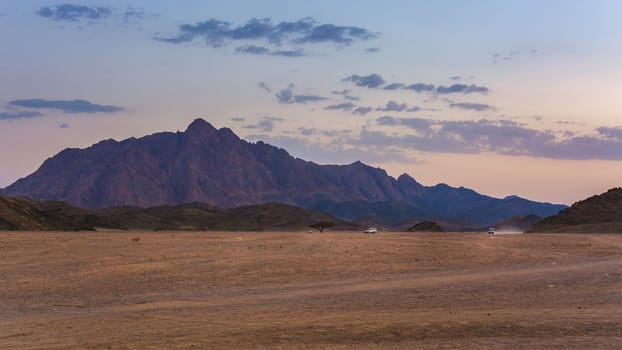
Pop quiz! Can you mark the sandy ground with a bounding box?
[1,231,622,349]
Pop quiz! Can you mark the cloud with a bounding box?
[377,101,407,112]
[275,84,327,104]
[364,47,380,53]
[492,51,522,63]
[59,123,70,129]
[597,127,622,140]
[0,111,44,120]
[352,106,373,115]
[342,73,385,88]
[374,101,422,113]
[245,133,412,165]
[383,83,405,90]
[37,4,112,22]
[344,74,488,95]
[121,8,147,24]
[376,116,433,133]
[331,89,351,96]
[331,89,359,101]
[298,127,316,136]
[291,95,328,103]
[9,99,123,114]
[243,116,284,132]
[449,102,495,111]
[367,117,622,160]
[156,17,376,50]
[436,84,489,94]
[324,102,356,111]
[235,45,305,57]
[294,23,377,44]
[405,83,436,93]
[257,82,271,93]
[450,76,461,80]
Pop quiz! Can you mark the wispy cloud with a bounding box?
[436,84,488,95]
[374,101,422,113]
[8,99,123,114]
[324,102,356,111]
[155,17,377,54]
[352,106,373,115]
[342,73,385,88]
[293,23,377,44]
[405,83,435,93]
[235,45,305,57]
[257,82,272,93]
[366,116,622,160]
[37,4,112,22]
[331,89,359,101]
[275,84,327,104]
[121,7,147,24]
[376,101,405,112]
[36,4,151,26]
[344,73,488,95]
[0,111,44,120]
[243,116,284,132]
[449,102,495,111]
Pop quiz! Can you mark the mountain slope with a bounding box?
[0,195,101,230]
[2,118,566,227]
[528,188,622,233]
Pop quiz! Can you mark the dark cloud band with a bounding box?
[156,17,377,50]
[37,4,111,22]
[0,111,44,120]
[9,99,123,114]
[344,73,489,95]
[368,117,622,160]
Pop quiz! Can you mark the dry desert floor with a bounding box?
[1,231,622,349]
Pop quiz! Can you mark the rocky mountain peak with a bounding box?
[185,118,217,136]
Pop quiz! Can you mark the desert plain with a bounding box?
[1,231,622,349]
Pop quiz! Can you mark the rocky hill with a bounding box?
[0,195,101,230]
[0,195,354,231]
[527,188,622,233]
[1,118,566,227]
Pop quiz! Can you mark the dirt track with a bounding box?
[2,231,622,349]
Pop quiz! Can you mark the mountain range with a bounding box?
[1,118,566,228]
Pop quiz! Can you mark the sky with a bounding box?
[1,1,621,205]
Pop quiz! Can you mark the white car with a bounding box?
[364,227,378,234]
[488,227,495,235]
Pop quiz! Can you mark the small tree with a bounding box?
[309,220,334,233]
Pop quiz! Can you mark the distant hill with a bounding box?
[1,118,566,227]
[527,188,622,233]
[489,214,543,232]
[0,195,355,231]
[406,221,444,232]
